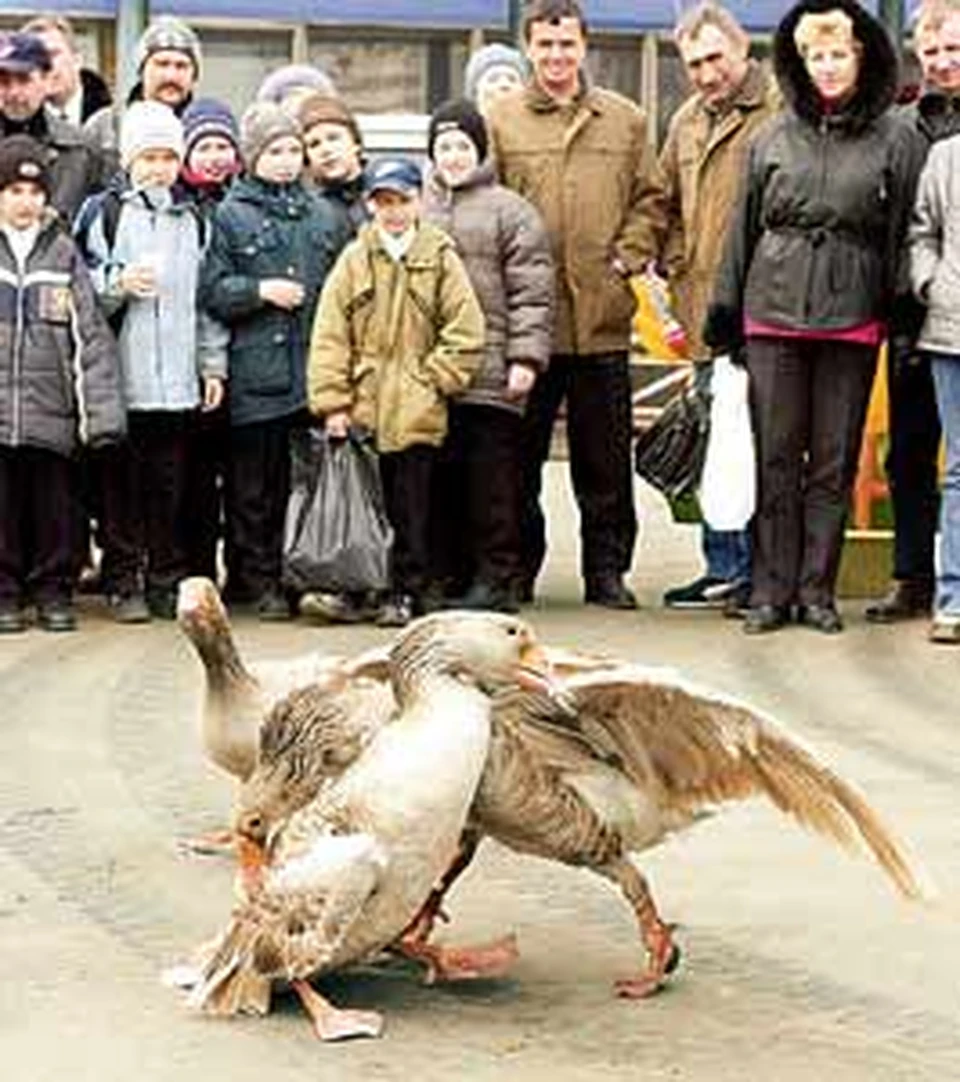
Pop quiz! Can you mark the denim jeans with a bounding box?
[929,352,960,615]
[702,524,751,583]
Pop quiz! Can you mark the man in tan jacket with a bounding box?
[657,2,780,615]
[487,0,665,609]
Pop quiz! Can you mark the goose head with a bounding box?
[389,611,554,702]
[177,577,245,679]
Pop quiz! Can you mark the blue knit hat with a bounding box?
[182,98,240,157]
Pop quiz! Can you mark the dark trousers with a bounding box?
[885,346,940,583]
[432,403,522,593]
[0,446,74,607]
[746,337,878,607]
[519,352,637,586]
[100,410,192,598]
[380,445,436,598]
[185,406,230,582]
[226,415,295,601]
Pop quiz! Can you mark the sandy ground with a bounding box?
[1,467,958,1081]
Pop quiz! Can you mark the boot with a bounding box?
[864,580,933,623]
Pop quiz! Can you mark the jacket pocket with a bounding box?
[230,337,292,396]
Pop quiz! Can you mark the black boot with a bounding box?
[584,574,637,610]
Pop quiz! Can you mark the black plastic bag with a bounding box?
[633,368,711,499]
[282,428,394,594]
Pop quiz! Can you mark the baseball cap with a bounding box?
[0,32,52,74]
[363,157,422,197]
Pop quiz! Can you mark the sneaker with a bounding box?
[110,592,151,624]
[37,601,77,632]
[256,589,292,622]
[377,594,414,628]
[663,575,738,609]
[584,574,638,610]
[0,606,26,633]
[929,613,960,644]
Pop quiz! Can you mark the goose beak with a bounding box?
[515,642,556,695]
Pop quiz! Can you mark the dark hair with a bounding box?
[522,0,588,43]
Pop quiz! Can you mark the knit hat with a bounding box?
[136,16,202,77]
[297,92,363,149]
[0,135,50,196]
[256,64,337,107]
[120,101,185,169]
[240,102,303,169]
[463,43,526,102]
[428,99,489,162]
[182,98,240,157]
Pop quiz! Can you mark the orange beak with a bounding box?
[515,641,556,695]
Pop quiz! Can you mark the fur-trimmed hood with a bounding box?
[774,0,898,132]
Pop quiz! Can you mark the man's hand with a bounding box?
[325,410,351,438]
[259,278,305,310]
[506,362,537,401]
[202,375,225,412]
[119,263,158,298]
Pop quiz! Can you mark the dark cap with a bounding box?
[363,157,422,196]
[0,135,51,196]
[0,32,52,74]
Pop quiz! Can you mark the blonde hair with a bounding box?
[794,10,860,56]
[914,0,960,38]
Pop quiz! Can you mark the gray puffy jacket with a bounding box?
[911,134,960,354]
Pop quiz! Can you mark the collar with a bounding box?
[525,71,594,114]
[0,109,48,140]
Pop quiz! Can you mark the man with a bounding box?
[657,2,780,615]
[866,0,960,623]
[487,0,665,608]
[84,16,201,173]
[0,32,103,223]
[20,14,110,126]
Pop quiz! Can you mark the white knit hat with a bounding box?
[120,101,185,169]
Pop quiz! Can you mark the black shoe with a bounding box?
[797,603,843,634]
[722,582,752,620]
[377,594,414,628]
[515,578,535,604]
[457,581,520,614]
[256,589,292,622]
[663,575,736,609]
[0,606,26,633]
[584,574,637,610]
[864,580,933,623]
[743,604,790,635]
[147,589,177,620]
[37,601,77,633]
[110,592,151,624]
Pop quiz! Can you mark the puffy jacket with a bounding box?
[201,175,350,427]
[0,213,124,455]
[423,161,553,414]
[308,221,484,452]
[705,0,926,351]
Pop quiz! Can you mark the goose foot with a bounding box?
[614,928,681,999]
[176,829,235,858]
[292,979,384,1042]
[400,933,519,985]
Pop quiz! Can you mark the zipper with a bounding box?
[10,248,25,445]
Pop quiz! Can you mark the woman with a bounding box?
[705,0,924,634]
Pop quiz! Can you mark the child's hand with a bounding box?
[202,376,225,412]
[259,278,305,310]
[506,362,537,401]
[325,410,351,439]
[119,263,158,297]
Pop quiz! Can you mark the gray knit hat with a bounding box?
[256,64,336,107]
[463,44,526,102]
[120,101,185,169]
[240,101,303,169]
[136,16,202,77]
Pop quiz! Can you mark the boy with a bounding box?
[0,136,124,632]
[308,157,485,627]
[298,92,367,234]
[83,101,226,622]
[201,102,349,619]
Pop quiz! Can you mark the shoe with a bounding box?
[797,603,844,634]
[515,578,535,605]
[743,604,790,635]
[146,589,177,620]
[864,580,933,623]
[110,592,150,624]
[663,575,736,609]
[584,574,638,610]
[256,589,292,622]
[929,614,960,644]
[457,581,520,614]
[721,582,752,619]
[301,591,367,624]
[0,606,26,633]
[377,594,414,628]
[37,602,77,632]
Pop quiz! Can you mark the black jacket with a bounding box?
[79,68,111,125]
[704,0,926,351]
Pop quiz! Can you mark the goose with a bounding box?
[173,611,553,1041]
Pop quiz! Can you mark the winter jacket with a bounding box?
[201,175,350,427]
[84,185,226,411]
[308,221,484,452]
[316,173,369,237]
[79,69,112,125]
[658,61,781,359]
[487,78,666,356]
[423,162,553,415]
[0,109,105,225]
[0,212,124,455]
[704,0,926,352]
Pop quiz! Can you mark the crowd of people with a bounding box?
[0,0,958,643]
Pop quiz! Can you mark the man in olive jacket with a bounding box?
[487,0,666,608]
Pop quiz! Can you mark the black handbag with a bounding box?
[633,368,711,499]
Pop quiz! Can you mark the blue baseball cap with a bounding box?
[363,157,422,197]
[0,33,52,74]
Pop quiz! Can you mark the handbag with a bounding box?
[633,366,711,499]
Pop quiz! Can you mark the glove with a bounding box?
[702,303,744,356]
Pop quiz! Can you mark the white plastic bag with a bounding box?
[700,355,756,530]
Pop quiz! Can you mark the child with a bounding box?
[83,101,226,623]
[423,99,553,612]
[0,136,124,633]
[298,92,367,234]
[179,97,242,214]
[308,156,485,627]
[201,102,350,620]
